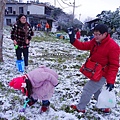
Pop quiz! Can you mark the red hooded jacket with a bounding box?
[73,34,119,84]
[76,31,81,39]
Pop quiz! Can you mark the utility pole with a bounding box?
[54,0,56,6]
[79,14,81,21]
[72,0,75,23]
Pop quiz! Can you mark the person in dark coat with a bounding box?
[11,14,34,70]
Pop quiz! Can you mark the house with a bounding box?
[4,1,55,30]
[85,18,102,30]
[82,18,102,36]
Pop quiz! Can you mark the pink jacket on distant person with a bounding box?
[27,65,59,100]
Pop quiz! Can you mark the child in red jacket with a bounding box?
[76,28,81,40]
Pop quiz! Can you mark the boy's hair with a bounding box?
[93,24,108,34]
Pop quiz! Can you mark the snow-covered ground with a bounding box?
[0,27,120,120]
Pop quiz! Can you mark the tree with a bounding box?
[57,13,82,32]
[0,0,6,62]
[51,7,64,20]
[84,17,94,23]
[96,8,120,31]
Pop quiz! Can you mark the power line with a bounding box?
[56,0,82,22]
[72,0,75,22]
[61,0,81,7]
[54,0,56,6]
[56,0,66,9]
[60,0,73,7]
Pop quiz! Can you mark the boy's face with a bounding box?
[93,31,107,42]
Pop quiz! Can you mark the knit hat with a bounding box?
[9,76,28,96]
[93,24,108,34]
[9,76,26,90]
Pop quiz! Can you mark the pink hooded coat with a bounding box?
[27,65,59,100]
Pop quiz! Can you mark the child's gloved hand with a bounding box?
[68,27,75,44]
[26,97,37,106]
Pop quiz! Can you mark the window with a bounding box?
[6,19,11,25]
[19,7,23,14]
[8,7,12,13]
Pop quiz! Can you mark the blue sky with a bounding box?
[23,0,120,22]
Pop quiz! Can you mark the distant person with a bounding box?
[41,22,44,31]
[9,65,59,113]
[11,14,34,71]
[34,23,37,31]
[37,23,41,31]
[57,26,61,31]
[68,24,119,113]
[76,28,81,40]
[45,22,50,33]
[30,21,34,29]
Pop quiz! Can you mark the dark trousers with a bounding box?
[42,100,50,106]
[16,47,29,66]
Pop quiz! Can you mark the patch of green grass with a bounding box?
[51,116,59,120]
[60,104,74,113]
[32,36,44,42]
[32,31,69,44]
[7,88,16,93]
[0,82,5,90]
[28,59,34,64]
[4,54,14,59]
[115,81,120,84]
[57,58,66,63]
[117,91,120,97]
[117,102,120,105]
[70,64,80,69]
[50,104,58,111]
[62,65,67,69]
[76,52,89,61]
[13,115,27,120]
[12,95,20,100]
[78,80,87,86]
[32,35,57,42]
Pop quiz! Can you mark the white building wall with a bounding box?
[4,16,16,26]
[28,5,44,15]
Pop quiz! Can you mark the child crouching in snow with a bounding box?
[9,65,59,113]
